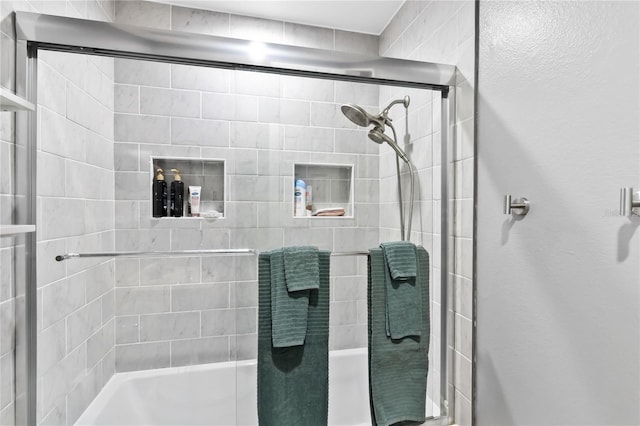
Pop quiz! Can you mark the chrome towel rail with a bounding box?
[55,249,371,261]
[55,248,258,262]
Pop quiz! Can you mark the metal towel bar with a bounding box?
[55,249,371,261]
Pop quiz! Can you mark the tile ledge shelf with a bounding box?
[0,87,35,111]
[1,225,36,236]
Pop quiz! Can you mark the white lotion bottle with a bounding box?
[294,179,306,217]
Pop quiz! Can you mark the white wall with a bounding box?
[476,1,640,424]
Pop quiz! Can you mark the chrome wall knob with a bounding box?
[504,195,530,216]
[619,187,640,216]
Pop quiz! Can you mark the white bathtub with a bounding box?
[76,348,374,426]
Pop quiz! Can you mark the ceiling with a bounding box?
[156,0,405,35]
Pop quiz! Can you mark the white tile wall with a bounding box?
[379,1,475,424]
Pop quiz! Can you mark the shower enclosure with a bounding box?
[12,11,456,425]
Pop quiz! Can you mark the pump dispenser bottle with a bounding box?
[170,168,184,217]
[153,168,168,217]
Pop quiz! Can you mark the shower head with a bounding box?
[340,104,382,128]
[369,126,409,164]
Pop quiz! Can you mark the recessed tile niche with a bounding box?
[151,157,225,218]
[293,163,354,218]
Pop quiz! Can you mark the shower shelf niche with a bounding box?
[151,157,225,219]
[293,163,354,218]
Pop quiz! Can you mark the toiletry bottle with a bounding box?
[170,168,184,217]
[305,185,313,216]
[152,168,168,217]
[294,179,306,217]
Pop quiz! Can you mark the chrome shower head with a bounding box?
[340,104,381,127]
[369,125,409,164]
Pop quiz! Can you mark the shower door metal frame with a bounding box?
[13,11,457,426]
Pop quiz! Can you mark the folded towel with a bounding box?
[380,241,417,279]
[258,250,330,426]
[380,241,422,339]
[368,247,430,426]
[283,246,319,291]
[269,249,310,347]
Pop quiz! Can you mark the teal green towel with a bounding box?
[380,241,417,279]
[283,246,319,291]
[368,247,430,426]
[258,250,330,426]
[380,241,422,339]
[269,249,311,347]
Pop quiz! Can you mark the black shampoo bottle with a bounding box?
[170,168,184,217]
[152,168,168,217]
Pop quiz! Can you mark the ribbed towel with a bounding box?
[284,246,319,291]
[269,249,315,347]
[380,241,422,339]
[258,250,330,426]
[368,247,430,426]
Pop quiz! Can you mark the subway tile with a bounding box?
[115,258,139,287]
[0,352,14,409]
[283,125,334,153]
[66,298,102,352]
[283,22,333,50]
[229,175,280,202]
[233,71,280,97]
[334,228,378,252]
[37,320,65,376]
[114,143,140,171]
[37,152,65,197]
[115,286,170,315]
[201,255,256,283]
[172,283,229,312]
[332,325,366,350]
[281,76,334,102]
[85,261,115,302]
[115,0,170,29]
[40,344,85,416]
[102,289,115,323]
[230,281,258,308]
[201,309,235,336]
[234,95,258,122]
[171,336,229,366]
[330,301,358,326]
[335,81,379,107]
[229,15,284,44]
[171,64,231,93]
[37,63,67,116]
[114,84,139,113]
[230,122,270,149]
[455,313,472,360]
[85,131,114,170]
[202,93,234,121]
[171,118,229,146]
[138,256,201,285]
[0,300,13,357]
[258,97,280,123]
[40,108,85,162]
[115,114,170,144]
[66,365,100,426]
[335,30,378,55]
[41,278,85,329]
[454,351,472,400]
[230,334,257,360]
[87,320,115,368]
[115,229,170,252]
[114,171,148,201]
[115,58,170,87]
[116,316,139,344]
[115,341,170,372]
[171,5,229,36]
[280,99,310,126]
[139,312,199,342]
[334,129,370,155]
[229,228,283,252]
[282,227,333,250]
[140,87,200,118]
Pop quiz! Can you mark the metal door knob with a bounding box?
[619,187,640,216]
[504,195,530,216]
